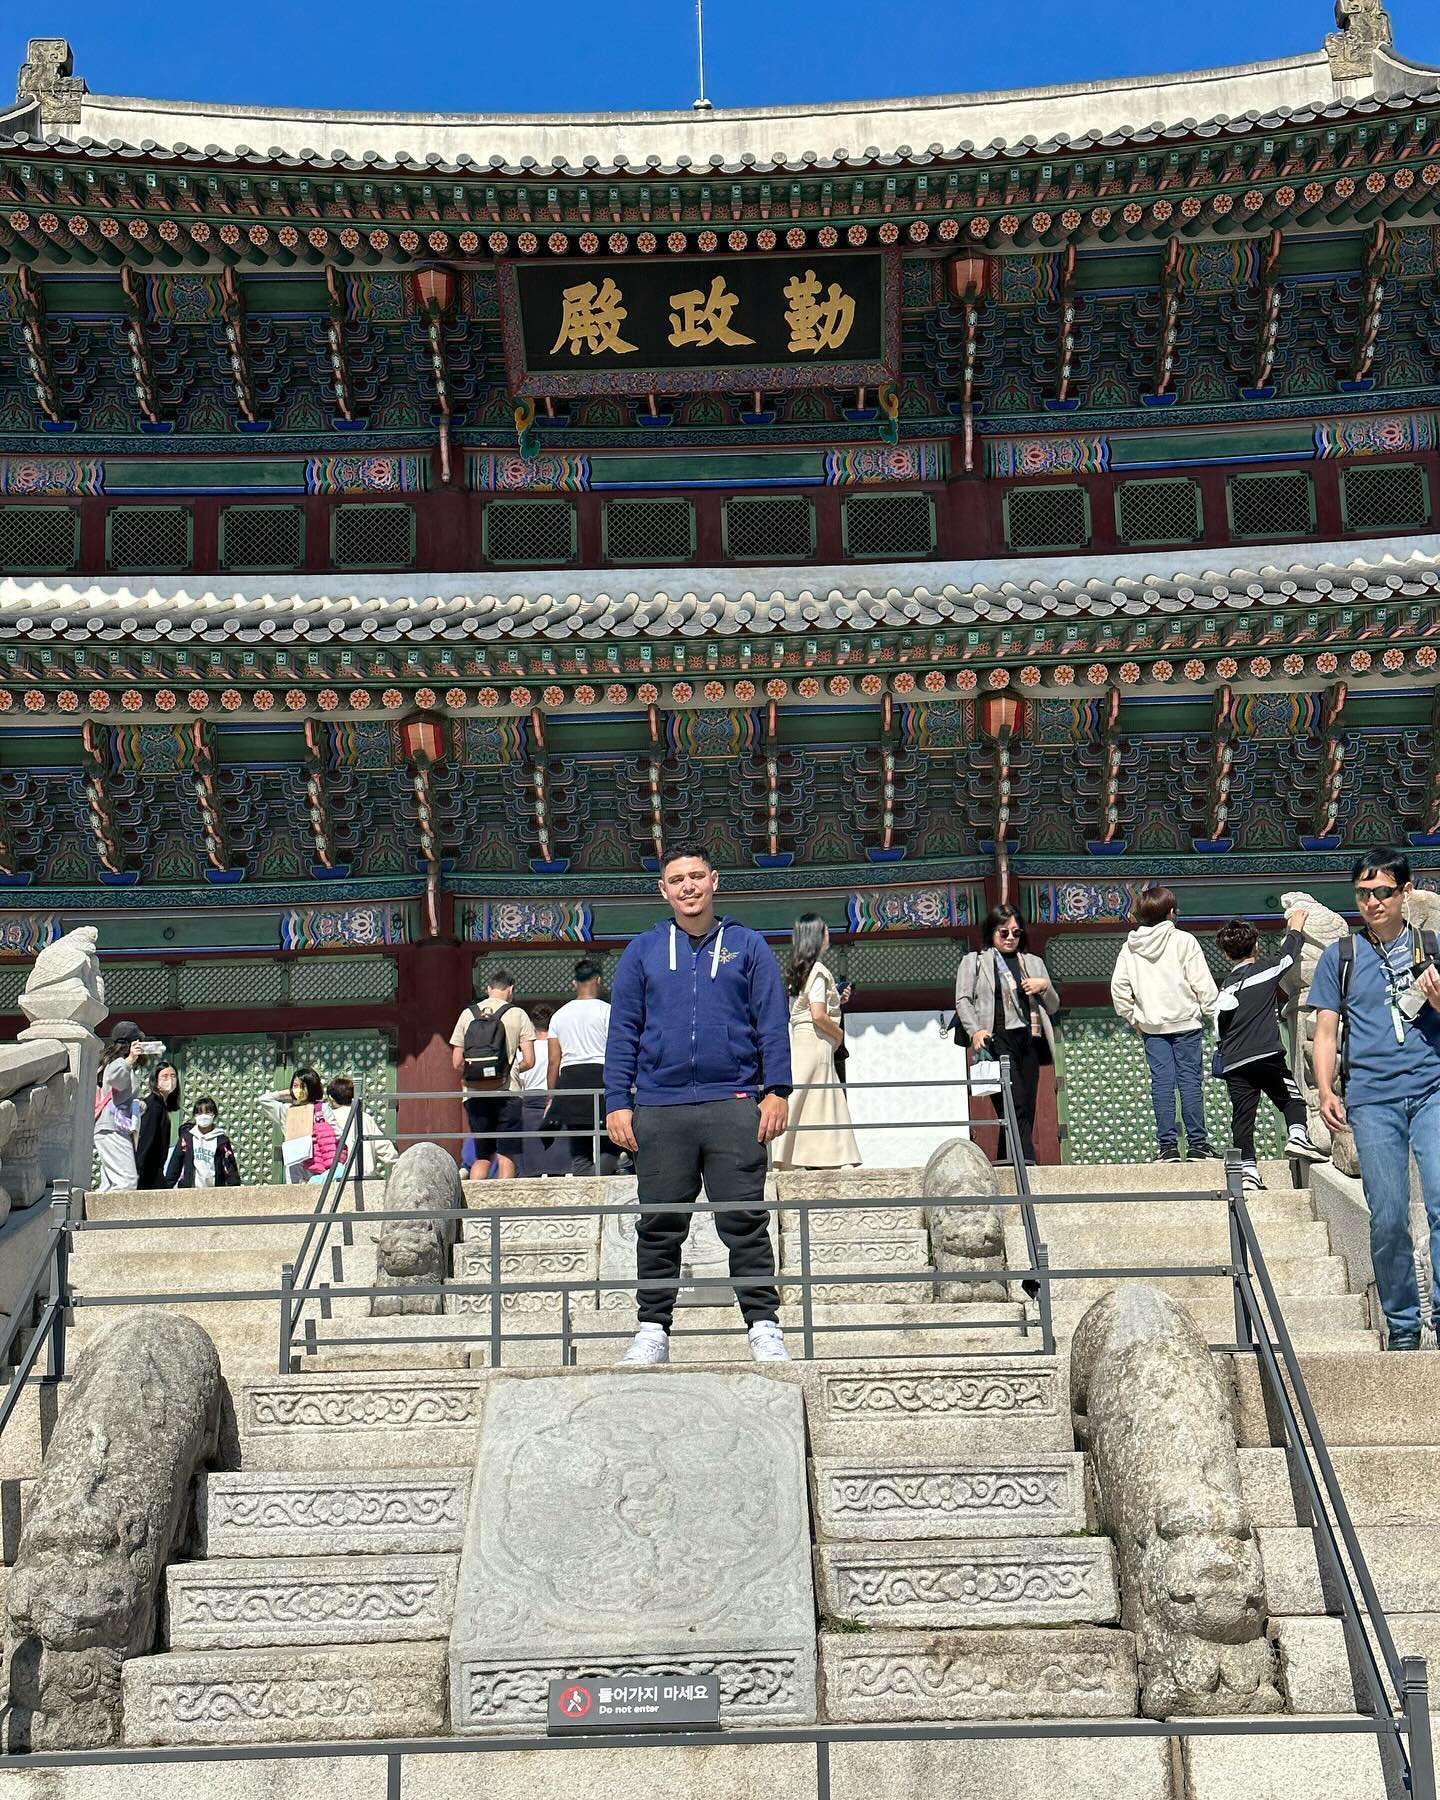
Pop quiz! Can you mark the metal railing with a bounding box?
[0,1179,72,1440]
[1,1086,1434,1793]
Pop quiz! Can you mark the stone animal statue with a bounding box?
[373,1140,464,1316]
[1070,1283,1282,1719]
[920,1136,1006,1303]
[5,1309,221,1748]
[17,926,106,1035]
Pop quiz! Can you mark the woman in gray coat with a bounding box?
[955,906,1060,1165]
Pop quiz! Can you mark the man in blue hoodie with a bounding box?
[605,844,793,1365]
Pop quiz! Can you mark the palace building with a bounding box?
[1,8,1439,1166]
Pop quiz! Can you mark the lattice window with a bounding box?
[0,506,78,574]
[1115,478,1203,546]
[107,505,192,573]
[290,955,400,1005]
[1003,485,1090,552]
[603,498,694,565]
[176,959,287,1009]
[0,967,26,1012]
[1043,933,1128,984]
[843,492,936,560]
[471,950,622,1000]
[219,505,305,573]
[1228,472,1314,540]
[102,963,175,1011]
[483,499,576,566]
[331,503,415,570]
[1341,463,1431,535]
[723,496,815,561]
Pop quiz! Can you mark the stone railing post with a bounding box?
[15,927,106,1197]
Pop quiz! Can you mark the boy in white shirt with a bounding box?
[547,958,622,1174]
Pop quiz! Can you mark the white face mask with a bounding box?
[194,1114,216,1131]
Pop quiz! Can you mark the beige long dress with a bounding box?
[774,960,860,1169]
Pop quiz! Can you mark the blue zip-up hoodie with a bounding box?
[604,915,793,1110]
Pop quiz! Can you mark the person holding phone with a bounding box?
[94,1021,155,1192]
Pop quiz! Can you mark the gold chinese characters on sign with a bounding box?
[550,267,856,359]
[551,277,638,357]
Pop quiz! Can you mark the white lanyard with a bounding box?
[1373,929,1415,1045]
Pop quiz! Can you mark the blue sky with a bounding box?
[4,0,1439,116]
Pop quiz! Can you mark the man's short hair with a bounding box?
[660,843,712,872]
[485,966,515,992]
[530,1001,555,1031]
[1217,918,1259,962]
[573,957,603,984]
[327,1075,355,1106]
[1351,846,1411,887]
[1134,883,1177,927]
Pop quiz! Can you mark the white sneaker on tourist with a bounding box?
[748,1321,791,1362]
[1241,1160,1265,1193]
[1286,1126,1328,1163]
[618,1324,669,1366]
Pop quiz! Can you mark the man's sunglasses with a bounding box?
[1354,884,1401,901]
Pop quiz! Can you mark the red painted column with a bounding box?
[394,938,473,1157]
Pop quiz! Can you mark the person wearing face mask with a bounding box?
[258,1068,338,1184]
[168,1097,241,1189]
[136,1062,182,1190]
[94,1022,149,1192]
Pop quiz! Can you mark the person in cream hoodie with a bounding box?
[1111,883,1219,1161]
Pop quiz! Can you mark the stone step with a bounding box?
[236,1369,487,1471]
[1039,1259,1352,1330]
[802,1356,1070,1457]
[1179,1723,1387,1800]
[460,1211,603,1248]
[1232,1351,1440,1449]
[809,1452,1088,1540]
[0,1378,66,1483]
[197,1468,471,1558]
[1273,1613,1440,1713]
[122,1641,448,1747]
[164,1552,459,1650]
[779,1230,932,1273]
[83,1182,326,1221]
[1241,1445,1440,1527]
[1,1474,32,1563]
[1015,1157,1304,1194]
[819,1624,1137,1722]
[1004,1216,1332,1269]
[71,1215,383,1261]
[1260,1524,1440,1614]
[779,1203,928,1239]
[815,1535,1120,1629]
[451,1236,598,1287]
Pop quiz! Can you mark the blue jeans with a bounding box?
[1142,1030,1207,1153]
[1346,1087,1440,1340]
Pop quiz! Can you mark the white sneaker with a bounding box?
[618,1324,669,1366]
[1241,1162,1264,1193]
[748,1321,790,1363]
[1286,1129,1328,1163]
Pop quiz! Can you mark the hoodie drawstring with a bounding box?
[670,920,725,977]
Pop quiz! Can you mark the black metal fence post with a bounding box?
[44,1181,70,1382]
[278,1262,293,1376]
[1226,1151,1254,1351]
[354,1072,367,1214]
[1404,1656,1438,1800]
[799,1198,815,1360]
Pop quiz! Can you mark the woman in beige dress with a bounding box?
[774,915,860,1169]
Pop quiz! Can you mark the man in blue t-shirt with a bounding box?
[1310,847,1440,1349]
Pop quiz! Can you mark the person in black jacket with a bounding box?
[135,1062,181,1189]
[167,1096,242,1189]
[1214,908,1327,1191]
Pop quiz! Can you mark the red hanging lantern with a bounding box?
[947,252,989,303]
[979,694,1021,739]
[411,265,455,316]
[400,715,445,764]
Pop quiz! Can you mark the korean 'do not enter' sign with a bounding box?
[500,251,899,397]
[545,1672,722,1735]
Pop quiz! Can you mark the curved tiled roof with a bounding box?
[3,535,1437,644]
[9,48,1437,178]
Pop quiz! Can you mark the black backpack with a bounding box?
[463,1003,515,1086]
[1336,928,1440,1084]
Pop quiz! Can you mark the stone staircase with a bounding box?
[3,1154,1433,1798]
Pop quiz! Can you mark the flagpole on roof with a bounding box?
[693,0,713,111]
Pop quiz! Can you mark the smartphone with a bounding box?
[134,1038,167,1057]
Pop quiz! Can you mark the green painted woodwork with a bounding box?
[590,452,833,487]
[1058,1007,1286,1164]
[240,278,332,314]
[104,459,309,493]
[1107,424,1317,468]
[1071,252,1163,293]
[1277,236,1367,276]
